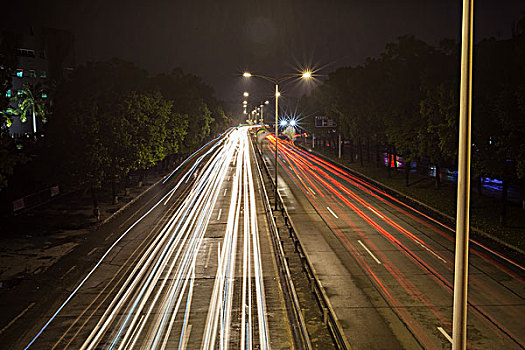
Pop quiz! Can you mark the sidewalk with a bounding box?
[0,169,167,289]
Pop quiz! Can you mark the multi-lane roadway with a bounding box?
[3,127,295,349]
[261,135,525,349]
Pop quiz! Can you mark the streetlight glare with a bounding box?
[243,72,252,77]
[280,120,288,126]
[289,119,296,126]
[243,100,247,104]
[302,71,312,79]
[265,100,269,104]
[243,92,249,97]
[275,91,280,97]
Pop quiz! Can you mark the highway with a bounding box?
[261,135,525,349]
[11,127,294,349]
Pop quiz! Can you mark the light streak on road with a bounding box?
[25,127,272,349]
[264,135,525,349]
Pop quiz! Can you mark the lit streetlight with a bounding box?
[243,92,249,97]
[243,70,311,208]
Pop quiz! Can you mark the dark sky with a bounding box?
[3,0,524,104]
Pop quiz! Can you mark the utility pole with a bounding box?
[452,0,474,349]
[338,134,342,159]
[274,84,279,209]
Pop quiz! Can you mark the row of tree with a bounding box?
[0,58,230,215]
[300,19,525,216]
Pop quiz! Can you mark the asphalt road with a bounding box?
[0,127,294,349]
[261,135,525,350]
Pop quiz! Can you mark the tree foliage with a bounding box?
[302,25,525,195]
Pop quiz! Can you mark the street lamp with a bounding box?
[243,92,249,97]
[243,70,311,209]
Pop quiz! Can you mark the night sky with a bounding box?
[3,0,524,104]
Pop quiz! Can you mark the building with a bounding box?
[1,27,74,137]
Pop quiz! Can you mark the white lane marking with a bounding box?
[61,265,77,280]
[204,246,212,269]
[87,248,98,256]
[180,324,192,350]
[326,206,339,219]
[358,240,382,265]
[217,208,222,221]
[223,188,227,197]
[0,302,36,335]
[437,326,452,343]
[367,206,384,219]
[308,187,316,195]
[104,232,114,241]
[418,242,447,264]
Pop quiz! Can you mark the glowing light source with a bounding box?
[289,119,296,126]
[275,91,280,97]
[280,120,287,127]
[302,71,312,79]
[243,72,252,77]
[264,100,269,104]
[243,92,249,97]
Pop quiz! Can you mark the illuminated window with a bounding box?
[29,70,36,78]
[5,89,12,98]
[40,71,47,78]
[16,69,23,77]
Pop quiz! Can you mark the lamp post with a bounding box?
[259,101,269,124]
[243,71,311,209]
[452,1,474,349]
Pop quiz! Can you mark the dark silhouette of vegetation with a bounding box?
[301,22,525,223]
[0,58,231,217]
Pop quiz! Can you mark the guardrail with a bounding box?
[250,138,313,350]
[252,139,352,350]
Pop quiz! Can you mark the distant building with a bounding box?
[1,27,74,136]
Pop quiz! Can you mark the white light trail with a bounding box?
[28,127,271,350]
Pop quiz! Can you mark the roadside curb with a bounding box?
[98,172,170,227]
[302,146,525,256]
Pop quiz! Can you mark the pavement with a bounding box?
[0,128,300,349]
[0,171,165,287]
[260,137,525,350]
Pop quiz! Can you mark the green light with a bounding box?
[42,92,47,98]
[16,70,23,77]
[5,89,12,98]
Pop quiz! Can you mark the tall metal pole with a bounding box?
[260,105,264,124]
[452,0,474,349]
[338,133,342,159]
[274,84,279,209]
